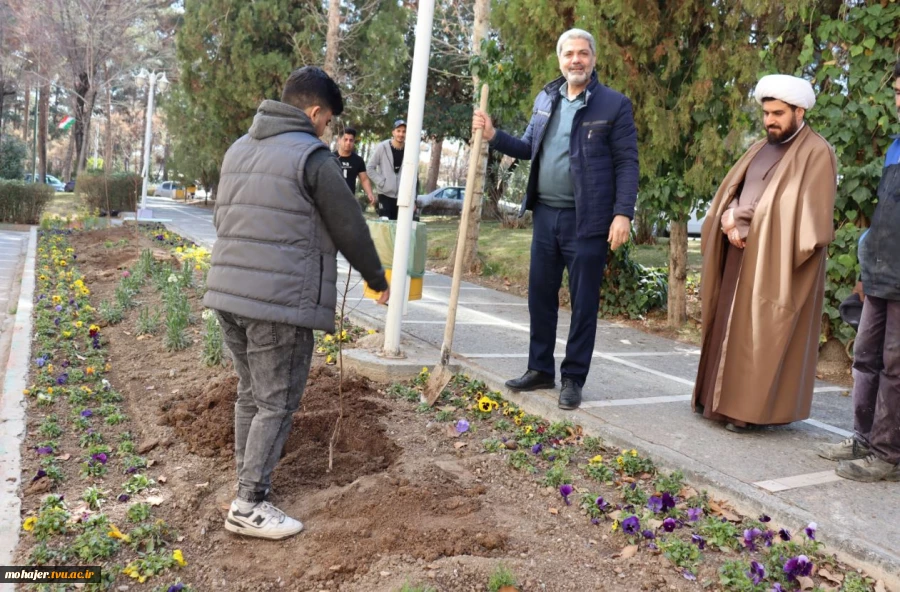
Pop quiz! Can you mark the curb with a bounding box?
[344,307,900,590]
[0,227,36,578]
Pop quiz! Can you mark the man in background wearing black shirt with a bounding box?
[334,127,376,208]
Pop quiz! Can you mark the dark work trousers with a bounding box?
[527,203,609,386]
[377,194,399,220]
[852,294,900,465]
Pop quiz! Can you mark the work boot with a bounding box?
[815,437,871,461]
[836,454,900,483]
[505,370,555,392]
[558,378,582,410]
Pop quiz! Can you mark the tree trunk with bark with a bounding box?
[22,85,30,143]
[104,71,113,172]
[321,0,341,146]
[455,0,490,273]
[667,220,688,326]
[425,136,443,193]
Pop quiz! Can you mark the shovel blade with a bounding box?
[422,365,453,406]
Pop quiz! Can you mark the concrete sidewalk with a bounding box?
[151,196,898,586]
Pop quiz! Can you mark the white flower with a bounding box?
[201,309,213,320]
[167,274,178,283]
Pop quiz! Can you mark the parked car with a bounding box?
[416,186,465,213]
[24,174,66,192]
[155,181,184,198]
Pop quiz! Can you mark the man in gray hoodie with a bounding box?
[203,66,390,540]
[366,119,408,220]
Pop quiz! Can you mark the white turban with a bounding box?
[753,74,816,110]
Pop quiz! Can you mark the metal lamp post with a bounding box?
[134,68,169,219]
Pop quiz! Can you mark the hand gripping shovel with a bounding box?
[423,84,489,405]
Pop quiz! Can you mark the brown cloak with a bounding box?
[692,125,837,425]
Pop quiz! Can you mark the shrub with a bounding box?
[600,242,668,319]
[76,173,141,212]
[0,180,54,223]
[0,135,28,179]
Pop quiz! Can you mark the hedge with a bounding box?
[0,181,54,224]
[76,174,141,213]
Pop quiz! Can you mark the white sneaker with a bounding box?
[224,501,304,540]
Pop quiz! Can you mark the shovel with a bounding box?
[423,83,489,405]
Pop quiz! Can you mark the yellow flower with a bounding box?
[616,456,624,465]
[23,388,30,396]
[630,449,638,457]
[75,321,83,328]
[80,287,90,296]
[176,246,184,253]
[477,396,498,413]
[108,524,131,543]
[38,274,47,281]
[340,330,347,339]
[323,334,333,343]
[420,366,428,374]
[367,329,376,335]
[86,367,95,375]
[46,364,54,373]
[104,363,111,372]
[47,387,54,395]
[195,265,202,271]
[524,425,533,434]
[89,324,100,333]
[23,516,37,531]
[514,417,522,426]
[51,295,62,305]
[326,354,334,364]
[62,330,72,338]
[611,519,619,532]
[589,455,604,465]
[173,549,187,566]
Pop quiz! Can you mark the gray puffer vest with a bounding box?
[203,101,338,331]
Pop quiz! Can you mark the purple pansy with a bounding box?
[647,495,663,514]
[559,484,574,505]
[36,446,54,455]
[595,496,610,512]
[662,517,677,532]
[56,373,68,385]
[91,453,108,464]
[621,515,640,535]
[117,494,130,502]
[691,534,706,549]
[531,443,542,455]
[682,571,696,581]
[759,514,771,523]
[743,527,762,551]
[35,356,47,368]
[642,529,656,540]
[167,585,185,592]
[748,561,766,585]
[660,492,677,512]
[687,507,703,522]
[81,409,93,418]
[783,555,813,580]
[455,419,469,433]
[804,522,816,540]
[778,528,792,541]
[33,469,47,482]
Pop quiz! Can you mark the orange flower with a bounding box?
[85,367,95,375]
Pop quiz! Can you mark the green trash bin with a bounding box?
[364,219,427,300]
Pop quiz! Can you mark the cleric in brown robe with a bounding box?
[692,74,837,433]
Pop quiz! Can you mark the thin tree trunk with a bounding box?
[667,220,688,326]
[322,0,341,146]
[38,81,49,180]
[425,136,443,193]
[22,85,30,143]
[62,130,75,181]
[456,0,490,272]
[75,88,97,173]
[104,71,113,172]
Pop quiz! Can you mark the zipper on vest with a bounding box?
[317,254,323,304]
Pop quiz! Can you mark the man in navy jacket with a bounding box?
[473,28,639,410]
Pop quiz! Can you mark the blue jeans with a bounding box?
[528,203,608,385]
[216,311,314,503]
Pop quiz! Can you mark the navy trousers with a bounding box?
[527,203,608,386]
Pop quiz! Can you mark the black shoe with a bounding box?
[558,378,582,410]
[724,422,759,434]
[505,370,555,392]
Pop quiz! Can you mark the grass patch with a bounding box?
[41,192,86,220]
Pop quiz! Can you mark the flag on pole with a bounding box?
[58,115,74,130]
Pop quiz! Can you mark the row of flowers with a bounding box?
[400,367,879,592]
[21,228,193,592]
